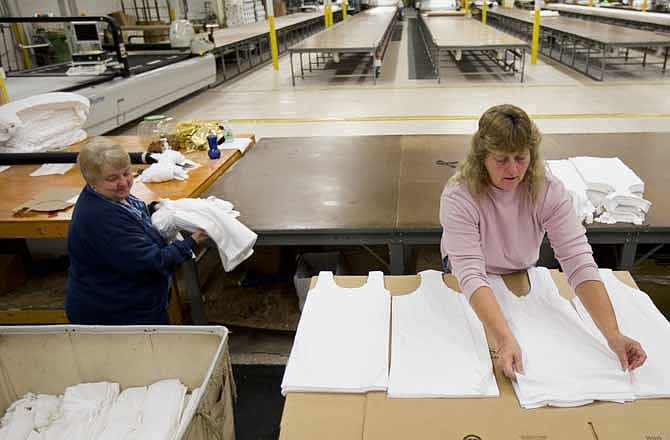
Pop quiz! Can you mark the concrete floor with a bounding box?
[116,10,670,363]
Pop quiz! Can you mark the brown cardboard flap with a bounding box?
[12,187,79,214]
[280,393,366,440]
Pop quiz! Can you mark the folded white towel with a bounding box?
[546,160,595,224]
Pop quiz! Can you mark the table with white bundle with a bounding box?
[0,135,255,324]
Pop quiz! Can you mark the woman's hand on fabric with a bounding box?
[606,331,647,371]
[190,229,209,244]
[496,334,524,380]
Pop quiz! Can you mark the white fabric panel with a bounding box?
[151,197,257,271]
[98,386,147,440]
[574,270,670,399]
[135,379,186,440]
[281,271,391,395]
[546,160,595,224]
[489,267,634,408]
[388,270,499,398]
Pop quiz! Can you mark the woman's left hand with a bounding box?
[606,331,647,371]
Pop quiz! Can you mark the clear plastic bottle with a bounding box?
[138,115,176,153]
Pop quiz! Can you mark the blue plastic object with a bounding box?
[207,134,220,159]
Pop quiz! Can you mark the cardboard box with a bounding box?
[280,271,670,440]
[109,11,138,26]
[0,325,236,440]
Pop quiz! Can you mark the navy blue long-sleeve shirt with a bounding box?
[66,185,194,324]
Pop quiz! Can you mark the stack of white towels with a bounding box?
[0,93,89,153]
[546,157,651,225]
[151,196,257,271]
[0,379,198,440]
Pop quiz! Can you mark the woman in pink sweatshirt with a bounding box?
[440,104,646,379]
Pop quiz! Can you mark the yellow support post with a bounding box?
[465,0,470,16]
[531,7,540,64]
[266,0,279,70]
[12,24,32,70]
[482,0,487,24]
[343,0,348,19]
[589,0,593,6]
[642,0,648,11]
[0,68,9,105]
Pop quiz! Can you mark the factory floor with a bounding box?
[119,6,670,355]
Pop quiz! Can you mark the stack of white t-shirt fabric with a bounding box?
[488,267,635,408]
[0,379,195,440]
[151,196,257,271]
[569,156,651,225]
[546,160,596,224]
[388,270,499,398]
[573,269,670,399]
[0,92,89,153]
[281,271,391,395]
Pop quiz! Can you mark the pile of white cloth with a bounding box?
[529,10,559,16]
[546,159,596,224]
[0,379,197,440]
[0,93,89,153]
[151,196,257,271]
[139,150,192,183]
[546,157,651,225]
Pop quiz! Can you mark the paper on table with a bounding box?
[218,138,252,154]
[30,163,75,176]
[0,165,9,173]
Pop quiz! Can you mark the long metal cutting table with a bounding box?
[418,15,528,82]
[482,7,670,80]
[545,4,670,32]
[287,6,398,85]
[210,9,343,84]
[205,133,670,275]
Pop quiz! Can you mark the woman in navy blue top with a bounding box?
[66,139,207,325]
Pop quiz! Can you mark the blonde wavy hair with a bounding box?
[451,104,545,203]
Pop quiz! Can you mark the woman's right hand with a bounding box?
[497,334,524,379]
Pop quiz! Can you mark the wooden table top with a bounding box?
[0,135,252,239]
[487,7,670,45]
[289,6,397,52]
[423,16,528,49]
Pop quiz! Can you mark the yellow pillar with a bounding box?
[0,68,9,105]
[482,0,487,24]
[343,0,348,19]
[465,0,470,15]
[589,0,593,6]
[12,24,32,70]
[531,7,540,64]
[266,0,279,70]
[642,0,648,11]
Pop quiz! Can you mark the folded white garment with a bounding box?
[574,270,670,399]
[0,93,89,153]
[29,164,75,177]
[0,396,36,440]
[281,271,391,395]
[151,197,257,271]
[388,270,499,398]
[604,193,651,214]
[135,379,186,440]
[0,166,9,174]
[570,156,645,196]
[61,382,119,440]
[546,160,595,224]
[489,267,634,408]
[32,395,62,430]
[176,387,200,438]
[595,210,645,225]
[98,386,147,440]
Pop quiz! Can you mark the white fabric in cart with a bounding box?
[489,267,634,408]
[97,386,146,440]
[134,379,186,440]
[388,270,499,398]
[281,271,391,395]
[573,269,670,399]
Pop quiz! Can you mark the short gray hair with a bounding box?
[78,138,130,184]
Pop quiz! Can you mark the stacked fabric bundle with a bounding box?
[546,157,651,225]
[0,93,89,153]
[570,156,651,225]
[151,196,257,271]
[0,379,196,440]
[546,159,596,224]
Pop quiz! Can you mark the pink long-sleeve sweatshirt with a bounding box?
[440,172,600,300]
